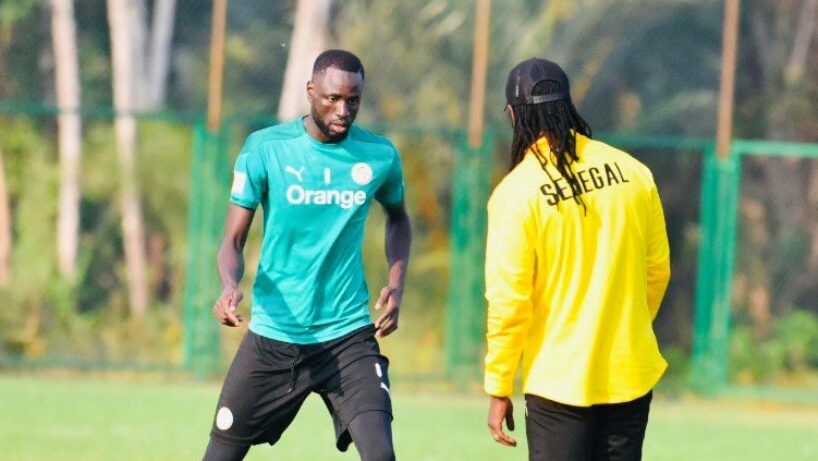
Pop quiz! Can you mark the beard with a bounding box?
[310,106,350,143]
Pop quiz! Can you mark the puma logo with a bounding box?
[285,166,305,182]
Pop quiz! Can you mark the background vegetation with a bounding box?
[1,0,818,388]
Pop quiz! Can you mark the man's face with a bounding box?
[307,67,364,142]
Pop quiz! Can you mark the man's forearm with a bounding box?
[217,240,245,290]
[385,212,411,290]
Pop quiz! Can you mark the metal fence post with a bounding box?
[445,131,494,383]
[691,145,740,393]
[182,122,230,378]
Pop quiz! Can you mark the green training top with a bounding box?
[229,118,405,344]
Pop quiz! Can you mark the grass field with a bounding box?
[1,374,817,460]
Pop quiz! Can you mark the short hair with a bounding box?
[312,49,365,79]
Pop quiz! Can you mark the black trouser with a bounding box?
[525,391,652,461]
[204,325,394,460]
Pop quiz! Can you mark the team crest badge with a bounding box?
[351,163,373,185]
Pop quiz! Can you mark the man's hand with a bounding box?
[487,395,517,447]
[213,286,244,327]
[374,286,401,339]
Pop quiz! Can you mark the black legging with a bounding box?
[347,410,395,461]
[203,410,394,461]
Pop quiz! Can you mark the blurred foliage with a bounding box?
[0,115,190,364]
[731,309,818,384]
[0,0,817,385]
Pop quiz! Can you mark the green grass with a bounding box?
[1,374,817,460]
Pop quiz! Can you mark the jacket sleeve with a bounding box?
[646,183,671,320]
[484,187,536,397]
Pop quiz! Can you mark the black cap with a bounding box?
[505,58,570,106]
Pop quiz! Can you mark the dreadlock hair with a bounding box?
[509,79,592,211]
[312,49,365,79]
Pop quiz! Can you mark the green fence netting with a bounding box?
[3,104,818,398]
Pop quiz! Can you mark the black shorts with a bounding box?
[525,391,653,461]
[209,325,392,451]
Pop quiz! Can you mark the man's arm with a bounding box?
[646,184,670,320]
[484,190,536,448]
[213,204,255,327]
[373,201,411,339]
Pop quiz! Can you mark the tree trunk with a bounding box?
[128,0,148,109]
[145,0,176,109]
[50,0,83,280]
[122,0,177,110]
[0,144,10,286]
[108,0,149,316]
[785,0,817,85]
[277,0,332,121]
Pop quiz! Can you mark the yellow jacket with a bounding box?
[484,134,670,406]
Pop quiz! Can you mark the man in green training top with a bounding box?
[203,49,411,461]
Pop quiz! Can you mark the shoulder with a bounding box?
[488,156,541,211]
[348,125,399,155]
[584,137,656,185]
[240,119,303,155]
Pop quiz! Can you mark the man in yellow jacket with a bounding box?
[484,58,671,461]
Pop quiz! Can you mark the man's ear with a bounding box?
[506,104,516,127]
[306,80,315,103]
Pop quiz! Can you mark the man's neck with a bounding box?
[303,116,333,143]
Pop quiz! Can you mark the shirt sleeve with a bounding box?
[374,148,405,207]
[484,186,537,397]
[646,183,671,320]
[229,147,268,210]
